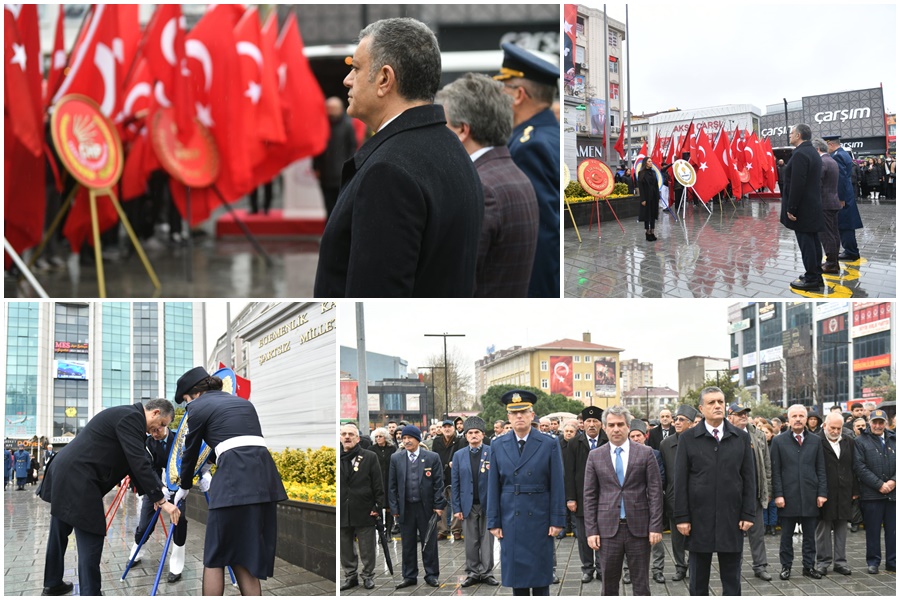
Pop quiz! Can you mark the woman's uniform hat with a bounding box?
[174,366,210,404]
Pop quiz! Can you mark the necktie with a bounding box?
[518,439,526,456]
[881,436,886,451]
[796,434,803,446]
[663,429,669,439]
[615,447,625,519]
[590,438,597,450]
[410,453,416,463]
[713,428,719,442]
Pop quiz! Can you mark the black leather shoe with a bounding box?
[885,564,895,573]
[424,576,439,587]
[833,565,852,576]
[623,572,631,584]
[552,573,560,584]
[867,565,879,574]
[802,567,822,580]
[363,577,375,589]
[838,253,860,261]
[41,582,74,596]
[816,567,827,576]
[672,570,686,581]
[341,577,359,591]
[755,570,772,581]
[780,567,791,580]
[790,278,824,290]
[167,572,182,583]
[482,576,500,586]
[581,573,593,583]
[850,523,860,533]
[395,578,416,589]
[653,572,665,584]
[461,576,479,588]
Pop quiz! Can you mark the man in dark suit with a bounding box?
[495,43,560,298]
[771,404,828,581]
[781,123,825,291]
[436,73,538,297]
[564,405,607,583]
[814,412,858,576]
[388,425,446,588]
[314,17,483,297]
[432,420,464,540]
[659,404,697,581]
[647,408,674,451]
[673,387,756,596]
[813,137,843,274]
[39,399,181,596]
[583,406,663,596]
[487,390,565,595]
[451,417,498,587]
[853,409,896,574]
[340,423,384,591]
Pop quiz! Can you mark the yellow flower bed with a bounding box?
[566,194,632,204]
[271,446,336,506]
[284,482,336,506]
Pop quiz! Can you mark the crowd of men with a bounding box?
[340,392,895,595]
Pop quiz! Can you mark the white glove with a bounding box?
[162,487,173,502]
[198,471,212,493]
[174,487,190,506]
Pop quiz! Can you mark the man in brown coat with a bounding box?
[813,137,842,273]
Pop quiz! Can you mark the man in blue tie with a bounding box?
[582,405,663,596]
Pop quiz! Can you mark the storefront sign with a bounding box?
[54,341,89,353]
[853,353,891,372]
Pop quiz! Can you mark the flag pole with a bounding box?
[625,4,631,168]
[209,185,274,265]
[603,4,610,164]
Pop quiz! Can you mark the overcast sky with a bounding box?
[339,300,733,392]
[203,302,249,364]
[594,2,897,116]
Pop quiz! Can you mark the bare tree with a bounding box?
[419,347,474,416]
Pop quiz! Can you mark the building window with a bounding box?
[541,379,549,389]
[585,372,592,380]
[586,391,592,398]
[540,361,548,371]
[610,83,619,100]
[584,355,590,363]
[576,45,585,66]
[574,373,581,380]
[609,57,618,74]
[575,391,581,398]
[608,31,617,48]
[574,355,581,363]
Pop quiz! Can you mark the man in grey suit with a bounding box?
[436,73,538,298]
[583,405,663,596]
[771,404,828,581]
[388,425,446,588]
[813,137,842,273]
[451,417,498,587]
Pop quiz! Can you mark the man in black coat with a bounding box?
[314,17,483,297]
[781,123,825,291]
[647,408,675,451]
[659,404,698,581]
[340,423,384,591]
[388,425,446,588]
[673,387,756,596]
[814,412,858,576]
[853,409,896,574]
[431,420,464,540]
[564,406,607,583]
[39,400,181,596]
[771,404,828,581]
[314,97,358,219]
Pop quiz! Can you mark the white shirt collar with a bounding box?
[469,146,494,162]
[705,420,725,439]
[516,431,530,444]
[378,112,403,132]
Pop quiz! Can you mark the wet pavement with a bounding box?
[564,199,896,298]
[342,526,896,596]
[2,482,335,596]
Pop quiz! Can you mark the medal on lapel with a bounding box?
[480,450,488,473]
[424,467,432,477]
[352,455,362,472]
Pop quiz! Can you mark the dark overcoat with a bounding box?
[780,140,824,232]
[387,447,445,523]
[38,403,166,536]
[340,445,384,528]
[487,430,565,588]
[637,168,660,223]
[853,427,896,501]
[314,104,484,297]
[14,449,31,479]
[563,431,608,517]
[179,392,287,509]
[830,146,864,230]
[820,153,842,210]
[370,442,395,504]
[673,419,756,553]
[658,432,680,508]
[770,430,827,517]
[813,432,858,521]
[508,108,560,298]
[473,146,539,298]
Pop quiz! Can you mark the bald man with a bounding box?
[314,97,358,218]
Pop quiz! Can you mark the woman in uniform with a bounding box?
[174,367,287,596]
[638,157,661,241]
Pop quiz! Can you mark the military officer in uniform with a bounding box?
[175,366,287,596]
[487,390,566,595]
[495,43,560,298]
[823,135,864,261]
[451,416,499,587]
[13,442,30,491]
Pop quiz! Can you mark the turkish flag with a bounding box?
[650,134,663,167]
[631,139,648,184]
[142,4,193,141]
[564,4,577,72]
[744,131,764,191]
[715,127,741,196]
[691,127,729,202]
[235,8,285,148]
[550,356,573,396]
[614,123,625,160]
[119,59,160,201]
[218,362,252,400]
[762,137,777,191]
[730,126,744,171]
[678,121,694,158]
[62,188,120,252]
[4,4,45,264]
[253,13,328,184]
[45,4,66,109]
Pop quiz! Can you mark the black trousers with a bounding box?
[689,551,741,596]
[779,515,818,570]
[839,228,860,258]
[794,231,823,283]
[399,501,439,580]
[860,499,896,568]
[44,515,105,595]
[512,586,550,595]
[135,493,187,547]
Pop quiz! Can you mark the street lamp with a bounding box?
[424,332,464,419]
[417,365,445,424]
[640,386,653,419]
[820,340,851,415]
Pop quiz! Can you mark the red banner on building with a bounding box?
[550,356,573,397]
[340,380,358,420]
[853,353,891,372]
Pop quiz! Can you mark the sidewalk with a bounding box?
[342,527,897,596]
[564,199,896,298]
[2,482,335,596]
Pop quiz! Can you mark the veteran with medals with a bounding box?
[340,423,384,591]
[174,367,287,596]
[487,390,566,595]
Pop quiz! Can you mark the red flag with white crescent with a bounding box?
[550,356,573,396]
